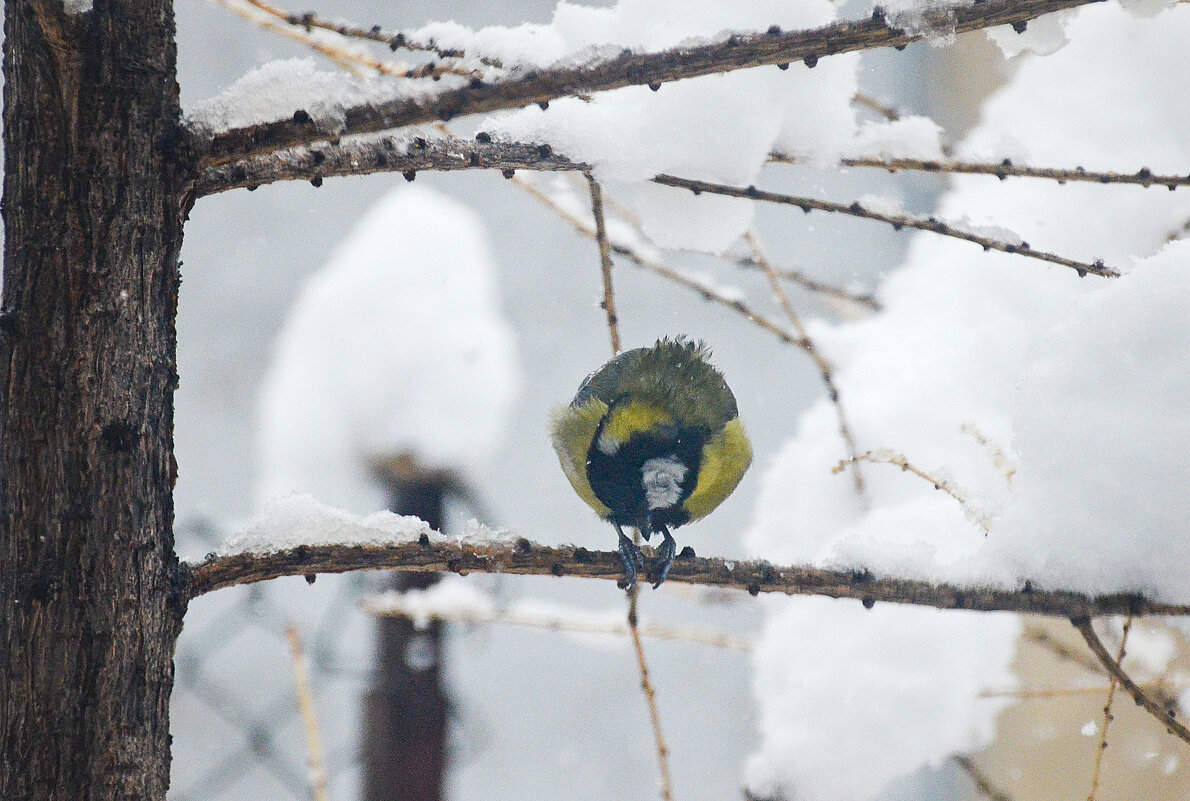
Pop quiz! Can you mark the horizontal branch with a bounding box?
[180,535,1190,618]
[194,0,1103,168]
[652,174,1119,278]
[195,135,588,196]
[833,154,1190,190]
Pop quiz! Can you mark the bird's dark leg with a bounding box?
[647,526,677,588]
[615,524,645,592]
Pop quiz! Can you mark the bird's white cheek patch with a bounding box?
[642,456,687,510]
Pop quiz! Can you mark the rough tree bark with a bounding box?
[0,0,191,796]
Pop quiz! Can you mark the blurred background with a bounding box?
[168,0,1004,798]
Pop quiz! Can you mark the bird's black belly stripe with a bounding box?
[586,419,706,534]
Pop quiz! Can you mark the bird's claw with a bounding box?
[646,529,677,589]
[617,529,645,592]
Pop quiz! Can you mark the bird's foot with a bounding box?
[646,529,676,589]
[617,529,645,592]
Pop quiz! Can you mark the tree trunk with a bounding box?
[0,0,190,797]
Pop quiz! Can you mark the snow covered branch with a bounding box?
[652,174,1120,278]
[193,0,1103,168]
[181,534,1190,619]
[195,134,587,196]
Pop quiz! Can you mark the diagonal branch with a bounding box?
[652,174,1119,278]
[194,0,1104,168]
[180,535,1190,619]
[1071,615,1190,747]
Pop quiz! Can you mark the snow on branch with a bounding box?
[195,134,588,196]
[181,529,1190,619]
[652,174,1120,278]
[193,0,1103,169]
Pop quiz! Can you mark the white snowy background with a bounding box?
[169,0,1190,799]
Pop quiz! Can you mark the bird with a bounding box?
[550,337,752,590]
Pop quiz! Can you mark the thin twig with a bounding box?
[832,155,1190,191]
[852,91,902,122]
[239,0,502,66]
[627,545,675,801]
[953,754,1013,801]
[652,175,1119,278]
[747,231,865,496]
[284,626,330,801]
[1087,616,1131,801]
[1071,616,1190,748]
[361,593,753,650]
[214,0,377,78]
[182,535,1190,619]
[1023,624,1105,675]
[512,177,810,351]
[961,423,1017,484]
[586,173,622,355]
[833,449,989,533]
[731,254,881,312]
[196,0,1106,167]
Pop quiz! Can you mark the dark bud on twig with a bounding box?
[309,175,323,187]
[403,170,417,182]
[648,81,662,91]
[292,108,313,125]
[475,131,492,143]
[502,169,516,179]
[804,54,818,68]
[1011,19,1028,33]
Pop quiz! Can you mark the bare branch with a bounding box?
[362,592,754,650]
[629,582,675,801]
[236,0,502,67]
[731,254,882,312]
[652,174,1119,278]
[180,535,1190,619]
[196,135,588,196]
[833,449,989,533]
[952,755,1014,801]
[747,232,865,496]
[1087,615,1130,801]
[831,154,1190,191]
[586,173,623,355]
[284,626,330,801]
[1071,616,1190,747]
[512,176,811,351]
[195,0,1104,168]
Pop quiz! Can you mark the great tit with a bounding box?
[550,337,752,590]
